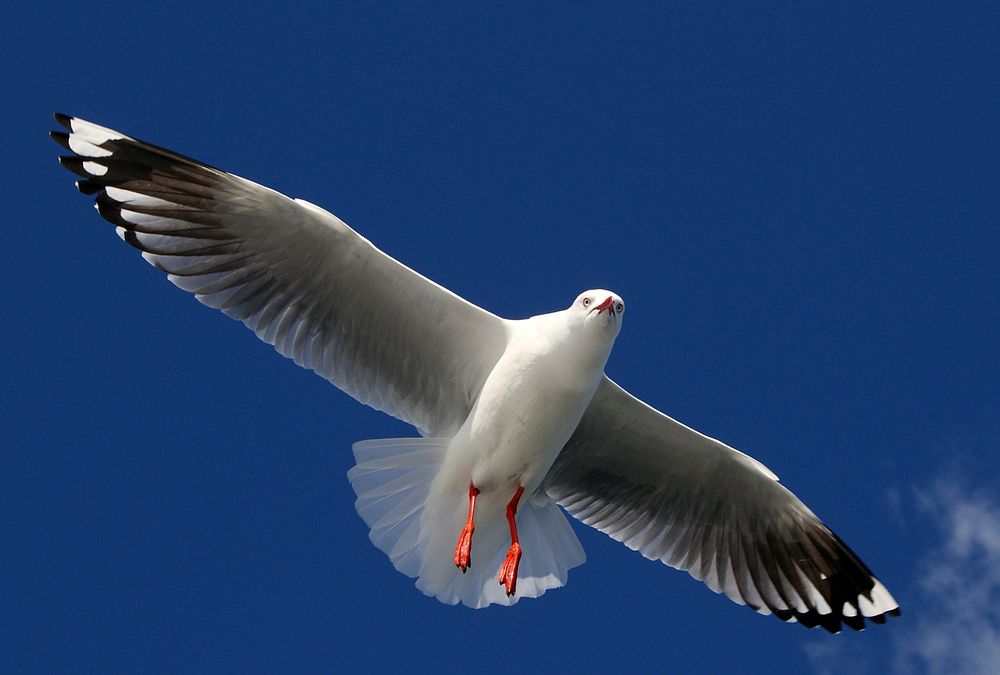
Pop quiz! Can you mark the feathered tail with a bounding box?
[347,437,585,608]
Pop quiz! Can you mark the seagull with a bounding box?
[51,114,900,632]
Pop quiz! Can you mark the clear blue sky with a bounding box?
[4,3,999,673]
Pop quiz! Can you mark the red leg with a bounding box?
[453,482,480,572]
[498,485,525,596]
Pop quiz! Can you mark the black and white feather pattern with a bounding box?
[546,378,900,633]
[51,114,508,437]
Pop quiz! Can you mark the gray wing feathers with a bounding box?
[53,115,506,437]
[545,377,899,632]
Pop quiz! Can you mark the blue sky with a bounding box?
[4,3,999,673]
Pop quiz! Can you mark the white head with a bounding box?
[568,289,625,339]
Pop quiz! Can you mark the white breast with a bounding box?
[456,315,609,496]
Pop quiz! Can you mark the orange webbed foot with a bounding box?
[454,523,474,572]
[498,542,522,596]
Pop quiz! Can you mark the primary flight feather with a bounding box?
[52,114,899,632]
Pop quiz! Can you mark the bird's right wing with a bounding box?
[545,377,900,632]
[52,115,508,437]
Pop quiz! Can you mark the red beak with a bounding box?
[593,296,615,314]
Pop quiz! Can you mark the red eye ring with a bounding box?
[582,297,592,307]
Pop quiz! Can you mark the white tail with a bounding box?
[348,437,586,608]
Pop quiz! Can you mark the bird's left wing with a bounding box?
[51,115,508,437]
[544,377,900,632]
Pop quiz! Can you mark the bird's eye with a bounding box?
[615,302,624,314]
[582,297,592,307]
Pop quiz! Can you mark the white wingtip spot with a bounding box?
[868,579,899,613]
[858,593,877,617]
[68,118,127,144]
[68,135,112,158]
[106,186,177,208]
[115,227,127,241]
[82,161,108,176]
[797,567,832,615]
[842,602,858,617]
[856,579,898,618]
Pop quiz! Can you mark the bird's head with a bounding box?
[569,289,625,339]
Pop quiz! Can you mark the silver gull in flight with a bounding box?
[51,114,900,632]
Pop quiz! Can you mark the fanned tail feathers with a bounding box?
[348,438,585,608]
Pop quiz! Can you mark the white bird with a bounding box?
[52,114,900,632]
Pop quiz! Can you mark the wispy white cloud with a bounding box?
[892,478,1000,674]
[804,474,1000,675]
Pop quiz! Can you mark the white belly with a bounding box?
[442,328,604,498]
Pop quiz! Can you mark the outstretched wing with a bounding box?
[545,377,900,633]
[52,115,508,437]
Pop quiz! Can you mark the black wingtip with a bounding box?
[76,180,103,195]
[51,131,71,152]
[842,613,866,632]
[53,112,73,129]
[58,156,87,177]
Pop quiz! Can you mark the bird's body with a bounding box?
[52,114,900,631]
[462,301,618,497]
[357,295,621,605]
